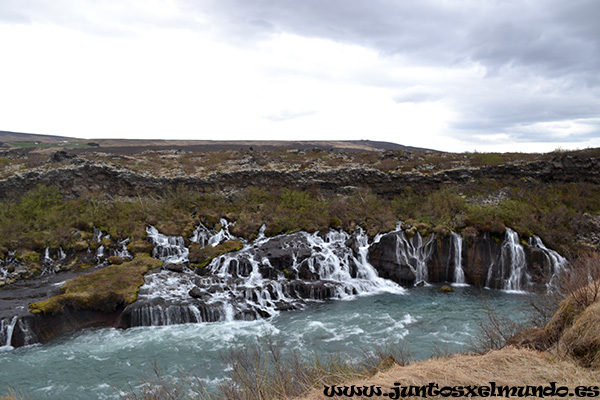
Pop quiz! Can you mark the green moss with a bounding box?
[189,240,244,269]
[28,254,162,315]
[17,250,41,263]
[127,240,154,255]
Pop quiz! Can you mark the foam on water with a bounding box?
[0,286,532,399]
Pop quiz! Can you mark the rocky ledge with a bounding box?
[1,223,566,349]
[1,153,599,199]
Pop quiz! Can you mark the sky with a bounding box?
[0,0,599,152]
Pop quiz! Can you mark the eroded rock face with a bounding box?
[1,154,599,199]
[367,234,417,286]
[368,230,566,291]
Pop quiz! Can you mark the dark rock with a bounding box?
[49,150,75,163]
[189,286,203,298]
[0,152,597,201]
[368,233,417,286]
[165,263,185,273]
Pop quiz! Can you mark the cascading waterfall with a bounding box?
[114,238,132,259]
[132,226,404,328]
[44,247,52,263]
[530,236,567,291]
[0,317,18,349]
[146,226,189,265]
[92,228,132,261]
[500,228,530,291]
[190,219,237,247]
[94,228,110,262]
[0,251,17,280]
[449,231,466,285]
[395,231,435,284]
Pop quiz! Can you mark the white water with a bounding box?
[146,226,189,265]
[136,227,404,327]
[395,231,435,284]
[0,316,17,350]
[0,286,532,399]
[531,236,568,292]
[487,228,531,292]
[190,219,237,247]
[450,231,467,285]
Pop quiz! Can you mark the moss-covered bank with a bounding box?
[29,254,162,315]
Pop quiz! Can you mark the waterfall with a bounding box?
[96,245,105,260]
[113,238,132,260]
[501,228,530,291]
[146,226,189,264]
[136,228,404,328]
[127,304,220,326]
[449,231,466,285]
[93,227,109,242]
[0,317,18,349]
[44,246,52,263]
[190,219,238,247]
[395,231,435,284]
[1,251,16,279]
[530,236,567,292]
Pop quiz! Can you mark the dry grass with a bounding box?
[298,347,600,400]
[560,301,600,368]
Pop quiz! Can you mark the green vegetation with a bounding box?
[28,254,162,315]
[1,177,599,270]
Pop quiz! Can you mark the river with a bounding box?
[0,284,532,399]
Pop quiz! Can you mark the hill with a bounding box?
[0,130,427,153]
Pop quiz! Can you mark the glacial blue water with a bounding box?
[0,285,532,399]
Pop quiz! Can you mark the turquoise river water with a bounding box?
[0,285,533,399]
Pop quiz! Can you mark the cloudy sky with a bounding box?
[1,0,599,152]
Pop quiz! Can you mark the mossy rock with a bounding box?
[72,241,89,252]
[189,240,244,268]
[29,254,162,315]
[127,240,154,255]
[440,285,454,293]
[17,250,41,263]
[433,225,451,237]
[108,256,124,265]
[329,217,343,229]
[28,263,42,276]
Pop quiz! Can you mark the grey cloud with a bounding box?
[192,0,600,145]
[3,0,599,147]
[195,0,599,78]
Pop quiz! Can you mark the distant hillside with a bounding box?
[0,130,429,153]
[0,130,76,143]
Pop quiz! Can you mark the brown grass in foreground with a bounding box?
[298,347,600,400]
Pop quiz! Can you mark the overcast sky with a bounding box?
[1,0,599,152]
